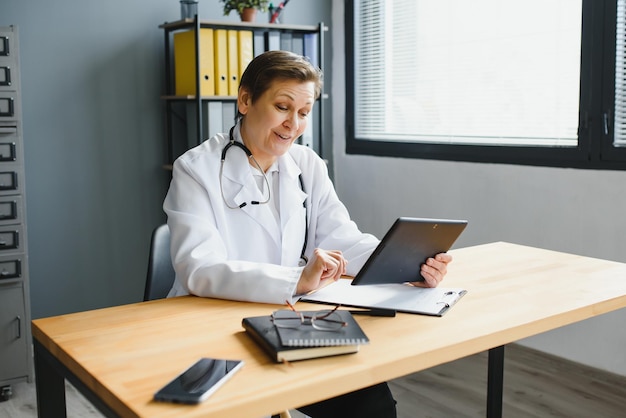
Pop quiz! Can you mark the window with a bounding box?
[346,0,626,169]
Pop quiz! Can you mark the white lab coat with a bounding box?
[163,123,379,304]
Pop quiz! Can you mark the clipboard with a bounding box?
[302,279,466,317]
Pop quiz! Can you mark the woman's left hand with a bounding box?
[411,253,453,288]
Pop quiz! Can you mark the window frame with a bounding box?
[346,0,626,170]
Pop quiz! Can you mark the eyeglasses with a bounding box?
[271,301,347,331]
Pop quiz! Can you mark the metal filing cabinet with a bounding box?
[0,25,33,401]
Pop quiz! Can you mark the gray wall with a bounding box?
[1,0,332,318]
[331,1,626,377]
[7,0,622,380]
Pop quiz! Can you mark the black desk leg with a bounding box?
[34,340,67,418]
[486,345,505,418]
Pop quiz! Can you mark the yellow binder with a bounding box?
[213,29,229,96]
[237,30,254,86]
[227,30,239,96]
[174,29,214,96]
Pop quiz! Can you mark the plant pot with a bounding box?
[240,8,257,22]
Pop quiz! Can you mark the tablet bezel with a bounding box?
[351,217,468,286]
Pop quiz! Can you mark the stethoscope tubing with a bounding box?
[220,125,309,266]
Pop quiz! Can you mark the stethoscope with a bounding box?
[219,125,309,266]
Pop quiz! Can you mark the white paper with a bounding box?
[302,280,466,316]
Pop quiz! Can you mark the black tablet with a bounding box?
[351,217,468,286]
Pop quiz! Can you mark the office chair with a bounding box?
[143,224,295,418]
[144,224,176,301]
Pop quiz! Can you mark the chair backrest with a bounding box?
[143,224,293,418]
[144,224,176,301]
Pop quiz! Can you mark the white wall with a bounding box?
[331,1,626,376]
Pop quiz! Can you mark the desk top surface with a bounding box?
[32,242,626,418]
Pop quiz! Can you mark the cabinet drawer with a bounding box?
[0,31,18,93]
[0,255,21,281]
[0,195,21,224]
[0,127,20,163]
[0,65,12,88]
[0,226,22,252]
[0,92,18,121]
[0,283,30,383]
[0,141,16,162]
[0,170,18,191]
[0,34,12,58]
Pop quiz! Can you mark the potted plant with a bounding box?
[219,0,269,21]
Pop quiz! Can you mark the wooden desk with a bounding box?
[32,242,626,418]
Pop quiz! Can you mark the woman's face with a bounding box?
[238,78,315,171]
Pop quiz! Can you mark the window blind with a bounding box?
[353,0,582,147]
[615,0,626,146]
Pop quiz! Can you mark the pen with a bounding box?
[349,308,396,317]
[269,0,290,24]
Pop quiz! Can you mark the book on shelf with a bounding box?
[265,31,280,51]
[242,310,369,363]
[237,30,254,81]
[172,27,318,98]
[226,30,239,96]
[303,32,318,67]
[221,101,236,131]
[291,33,304,56]
[213,29,229,96]
[280,32,293,52]
[206,101,223,139]
[174,28,215,96]
[253,31,265,57]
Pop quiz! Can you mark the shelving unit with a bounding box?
[159,17,327,167]
[0,25,33,401]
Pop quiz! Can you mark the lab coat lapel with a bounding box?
[279,155,308,264]
[221,147,281,248]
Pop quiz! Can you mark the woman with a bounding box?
[163,50,451,418]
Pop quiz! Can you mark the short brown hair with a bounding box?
[239,50,323,102]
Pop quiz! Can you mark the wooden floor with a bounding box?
[2,344,626,417]
[390,344,626,418]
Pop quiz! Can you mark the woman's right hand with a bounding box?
[296,248,347,295]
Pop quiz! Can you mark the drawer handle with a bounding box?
[15,316,21,339]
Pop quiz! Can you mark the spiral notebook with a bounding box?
[274,310,369,347]
[242,311,368,362]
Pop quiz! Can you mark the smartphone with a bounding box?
[154,358,244,404]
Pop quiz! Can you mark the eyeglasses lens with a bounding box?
[272,310,304,329]
[272,309,345,331]
[311,310,344,331]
